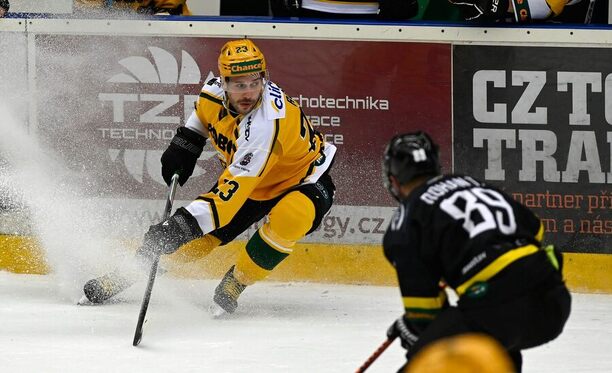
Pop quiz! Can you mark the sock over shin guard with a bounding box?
[234,227,291,285]
[234,191,316,285]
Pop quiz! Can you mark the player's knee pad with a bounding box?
[296,172,335,234]
[267,191,317,244]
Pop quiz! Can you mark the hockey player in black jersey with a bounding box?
[381,131,571,372]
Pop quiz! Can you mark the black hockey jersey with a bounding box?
[383,174,544,326]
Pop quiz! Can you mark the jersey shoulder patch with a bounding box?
[200,77,225,105]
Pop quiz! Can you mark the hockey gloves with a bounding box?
[448,0,509,21]
[161,127,206,186]
[387,315,420,350]
[141,207,203,256]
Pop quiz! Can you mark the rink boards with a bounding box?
[1,233,612,293]
[0,18,611,292]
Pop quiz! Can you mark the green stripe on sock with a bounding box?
[246,230,289,271]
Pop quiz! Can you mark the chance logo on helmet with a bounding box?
[230,60,264,75]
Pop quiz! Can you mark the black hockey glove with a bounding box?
[378,0,419,20]
[140,207,203,257]
[448,0,509,21]
[387,315,419,350]
[161,126,206,186]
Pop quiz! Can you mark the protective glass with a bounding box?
[223,76,265,94]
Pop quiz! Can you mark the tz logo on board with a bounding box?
[100,46,215,185]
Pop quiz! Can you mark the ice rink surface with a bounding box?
[1,272,611,373]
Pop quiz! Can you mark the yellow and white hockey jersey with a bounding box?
[183,78,336,235]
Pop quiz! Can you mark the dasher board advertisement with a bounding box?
[33,35,451,243]
[454,45,611,253]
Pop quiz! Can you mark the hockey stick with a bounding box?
[355,335,397,373]
[584,0,596,24]
[132,173,180,347]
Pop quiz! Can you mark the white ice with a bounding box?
[1,272,611,373]
[0,101,610,372]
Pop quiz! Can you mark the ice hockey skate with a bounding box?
[79,247,159,305]
[211,265,247,317]
[79,271,135,305]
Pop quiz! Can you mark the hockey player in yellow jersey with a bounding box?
[83,39,336,315]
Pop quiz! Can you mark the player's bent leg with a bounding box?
[212,226,298,314]
[82,270,135,305]
[213,192,316,313]
[515,273,571,350]
[405,307,474,362]
[212,265,247,315]
[236,191,316,284]
[83,207,204,304]
[166,234,221,264]
[159,234,222,276]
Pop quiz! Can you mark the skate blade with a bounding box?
[209,303,231,318]
[76,294,125,306]
[77,295,94,306]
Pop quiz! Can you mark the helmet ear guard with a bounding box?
[382,131,441,200]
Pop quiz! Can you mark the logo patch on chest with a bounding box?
[240,153,253,166]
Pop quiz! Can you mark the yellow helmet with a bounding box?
[406,334,514,373]
[218,39,267,79]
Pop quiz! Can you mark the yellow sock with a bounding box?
[168,234,221,263]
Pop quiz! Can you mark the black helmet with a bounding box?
[0,0,8,12]
[382,131,441,200]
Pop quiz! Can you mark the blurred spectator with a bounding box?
[414,0,464,22]
[220,0,269,16]
[136,0,191,15]
[554,0,607,23]
[0,0,8,18]
[448,0,603,23]
[75,0,191,15]
[271,0,419,20]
